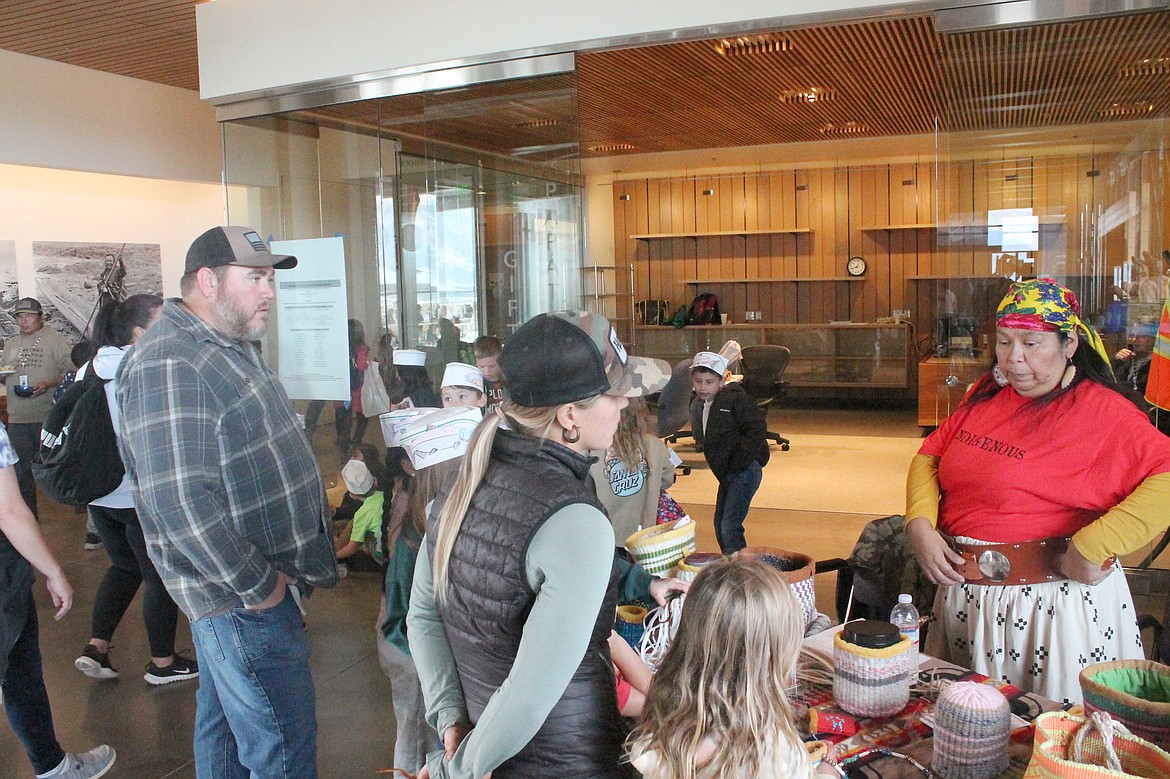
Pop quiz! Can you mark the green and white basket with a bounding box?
[625,519,696,576]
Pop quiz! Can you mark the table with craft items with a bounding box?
[797,629,1065,778]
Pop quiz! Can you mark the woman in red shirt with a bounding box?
[906,278,1170,704]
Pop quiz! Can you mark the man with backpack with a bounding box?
[0,298,73,518]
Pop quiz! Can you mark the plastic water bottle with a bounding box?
[890,593,920,674]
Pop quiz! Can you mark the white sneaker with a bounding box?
[36,745,116,778]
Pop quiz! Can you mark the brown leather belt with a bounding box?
[946,536,1071,586]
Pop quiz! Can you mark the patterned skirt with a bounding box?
[924,544,1144,706]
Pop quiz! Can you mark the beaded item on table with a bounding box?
[833,625,913,718]
[625,519,696,576]
[614,603,648,649]
[738,547,817,629]
[673,551,723,582]
[932,681,1011,779]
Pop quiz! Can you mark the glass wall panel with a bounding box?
[930,11,1168,423]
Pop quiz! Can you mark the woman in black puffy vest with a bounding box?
[407,311,670,779]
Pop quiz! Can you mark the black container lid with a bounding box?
[841,619,901,649]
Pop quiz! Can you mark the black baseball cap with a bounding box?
[184,226,297,275]
[12,297,44,315]
[500,311,670,407]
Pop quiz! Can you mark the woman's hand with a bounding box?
[648,576,690,606]
[1060,542,1112,586]
[906,517,965,585]
[46,571,73,620]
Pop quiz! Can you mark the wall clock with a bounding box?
[847,256,867,277]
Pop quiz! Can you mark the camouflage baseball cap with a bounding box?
[500,311,670,407]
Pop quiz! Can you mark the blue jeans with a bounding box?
[191,592,318,779]
[712,461,763,554]
[2,584,66,775]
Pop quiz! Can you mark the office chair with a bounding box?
[738,344,791,451]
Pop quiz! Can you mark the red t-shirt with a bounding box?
[919,381,1170,543]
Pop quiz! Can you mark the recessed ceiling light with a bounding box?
[515,119,560,129]
[780,88,836,104]
[1099,101,1155,118]
[820,121,868,136]
[587,143,636,153]
[1119,57,1170,78]
[715,34,793,57]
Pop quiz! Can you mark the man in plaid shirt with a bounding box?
[117,226,338,779]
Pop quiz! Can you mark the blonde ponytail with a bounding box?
[430,396,602,602]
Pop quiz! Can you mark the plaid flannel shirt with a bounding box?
[116,300,337,622]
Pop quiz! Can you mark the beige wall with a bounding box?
[0,49,220,184]
[0,164,227,298]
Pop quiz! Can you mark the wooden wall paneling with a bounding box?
[724,175,747,318]
[834,167,852,321]
[847,167,867,322]
[771,171,793,323]
[681,178,698,313]
[803,169,823,322]
[1033,156,1057,277]
[783,171,803,323]
[862,165,885,323]
[745,173,765,321]
[630,180,651,311]
[668,179,687,315]
[645,178,666,304]
[971,161,991,279]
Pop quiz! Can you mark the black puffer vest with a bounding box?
[427,430,627,778]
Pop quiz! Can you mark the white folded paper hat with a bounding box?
[378,407,439,447]
[440,362,484,393]
[393,349,426,367]
[341,459,374,494]
[692,351,728,376]
[400,408,482,470]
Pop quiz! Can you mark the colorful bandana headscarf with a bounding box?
[995,277,1111,366]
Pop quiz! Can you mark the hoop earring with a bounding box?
[1060,362,1076,390]
[992,365,1009,387]
[562,425,581,444]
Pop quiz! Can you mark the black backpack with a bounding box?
[32,363,124,506]
[686,292,721,326]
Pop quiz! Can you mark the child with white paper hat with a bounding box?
[691,339,768,555]
[376,406,479,775]
[390,349,440,410]
[439,362,486,411]
[333,459,384,572]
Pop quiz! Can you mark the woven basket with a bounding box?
[738,546,816,628]
[625,520,696,576]
[832,631,912,717]
[674,552,724,581]
[1081,661,1170,751]
[1024,710,1170,779]
[615,603,649,649]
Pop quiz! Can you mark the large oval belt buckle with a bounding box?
[977,550,1011,582]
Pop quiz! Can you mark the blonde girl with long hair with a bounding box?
[629,558,837,779]
[407,312,670,779]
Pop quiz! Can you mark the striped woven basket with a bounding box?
[1081,660,1170,751]
[832,632,912,717]
[738,546,817,628]
[625,520,696,576]
[673,552,724,581]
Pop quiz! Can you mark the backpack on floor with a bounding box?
[686,292,721,326]
[32,363,124,506]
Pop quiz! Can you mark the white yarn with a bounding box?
[1073,711,1131,772]
[638,595,686,672]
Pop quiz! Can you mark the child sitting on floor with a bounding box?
[333,459,384,573]
[628,558,838,778]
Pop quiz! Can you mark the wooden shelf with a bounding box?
[631,228,811,239]
[860,224,936,231]
[905,274,1006,280]
[679,276,863,283]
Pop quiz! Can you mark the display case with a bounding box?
[634,322,910,389]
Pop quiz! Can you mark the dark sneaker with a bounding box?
[83,533,103,551]
[144,652,199,685]
[35,744,116,778]
[74,645,118,680]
